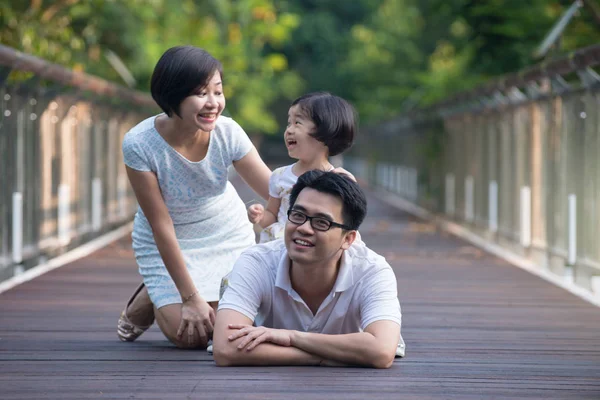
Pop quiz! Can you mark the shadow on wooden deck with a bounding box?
[1,176,599,399]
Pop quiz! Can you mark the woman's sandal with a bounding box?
[117,282,155,342]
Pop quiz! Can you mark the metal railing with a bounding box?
[347,44,600,296]
[0,45,156,282]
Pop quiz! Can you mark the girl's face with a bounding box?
[177,71,225,133]
[285,105,327,161]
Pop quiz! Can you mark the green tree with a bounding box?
[0,0,303,135]
[2,0,599,130]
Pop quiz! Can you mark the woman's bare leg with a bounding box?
[126,284,155,326]
[117,283,156,342]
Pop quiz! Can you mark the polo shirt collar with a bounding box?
[275,251,293,293]
[332,250,354,293]
[275,249,355,295]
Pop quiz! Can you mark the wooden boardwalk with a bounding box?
[1,177,599,399]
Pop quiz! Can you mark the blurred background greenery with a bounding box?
[2,0,599,135]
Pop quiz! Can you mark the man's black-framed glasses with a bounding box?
[287,209,352,232]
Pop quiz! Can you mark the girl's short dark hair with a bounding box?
[150,46,223,117]
[291,92,357,156]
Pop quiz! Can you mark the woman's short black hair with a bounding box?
[150,46,223,117]
[291,92,357,157]
[289,170,367,231]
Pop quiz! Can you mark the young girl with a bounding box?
[117,46,271,349]
[247,92,357,242]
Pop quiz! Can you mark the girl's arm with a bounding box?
[257,196,281,229]
[233,147,271,201]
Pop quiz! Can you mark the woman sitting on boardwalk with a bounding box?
[117,45,271,349]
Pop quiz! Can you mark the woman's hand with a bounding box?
[247,203,265,224]
[177,296,216,346]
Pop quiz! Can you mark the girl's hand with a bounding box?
[247,203,265,224]
[331,167,356,182]
[177,296,215,346]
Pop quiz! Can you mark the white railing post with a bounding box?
[402,167,408,197]
[58,184,70,246]
[520,186,531,248]
[92,178,102,232]
[465,176,474,222]
[411,168,418,201]
[12,192,23,263]
[568,194,577,265]
[489,181,498,233]
[445,174,455,215]
[393,165,399,193]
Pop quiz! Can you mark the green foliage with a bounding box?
[1,0,599,130]
[0,0,302,135]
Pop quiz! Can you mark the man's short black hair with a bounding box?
[289,170,367,231]
[150,46,223,117]
[291,92,357,157]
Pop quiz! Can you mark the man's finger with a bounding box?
[228,324,250,329]
[228,328,249,341]
[237,333,256,349]
[237,329,264,350]
[246,332,267,351]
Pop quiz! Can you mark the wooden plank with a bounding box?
[0,176,599,399]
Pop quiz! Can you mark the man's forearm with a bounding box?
[214,310,322,367]
[291,331,395,369]
[214,340,321,367]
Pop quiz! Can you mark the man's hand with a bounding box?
[228,324,293,351]
[247,203,265,224]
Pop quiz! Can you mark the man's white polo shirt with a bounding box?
[218,239,405,356]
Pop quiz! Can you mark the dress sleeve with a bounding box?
[226,118,254,162]
[359,266,402,330]
[217,251,267,321]
[268,167,284,199]
[122,133,151,172]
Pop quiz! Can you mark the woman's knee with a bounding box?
[154,304,210,349]
[168,332,209,349]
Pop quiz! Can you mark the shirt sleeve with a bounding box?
[122,133,151,172]
[268,168,283,199]
[218,250,268,321]
[359,266,402,330]
[226,118,254,162]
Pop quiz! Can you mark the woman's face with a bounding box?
[177,71,225,133]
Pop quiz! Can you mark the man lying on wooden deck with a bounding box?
[213,171,405,368]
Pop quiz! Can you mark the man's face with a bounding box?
[284,188,355,266]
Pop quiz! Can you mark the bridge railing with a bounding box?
[346,44,600,296]
[0,45,156,282]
